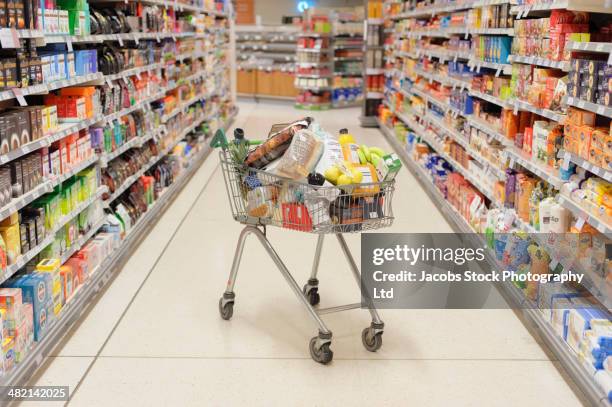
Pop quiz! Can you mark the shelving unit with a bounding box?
[235,25,299,101]
[0,110,236,391]
[0,0,235,390]
[379,1,612,405]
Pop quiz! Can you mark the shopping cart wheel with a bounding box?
[302,284,320,306]
[361,327,383,352]
[309,335,333,364]
[218,296,234,320]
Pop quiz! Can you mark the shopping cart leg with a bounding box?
[303,234,324,306]
[336,233,385,352]
[218,225,251,320]
[218,226,334,364]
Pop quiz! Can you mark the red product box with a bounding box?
[281,203,313,232]
[65,133,78,166]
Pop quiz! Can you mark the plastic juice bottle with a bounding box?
[338,128,360,164]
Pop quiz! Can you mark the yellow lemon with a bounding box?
[337,174,353,185]
[324,167,341,184]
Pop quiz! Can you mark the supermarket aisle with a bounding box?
[26,102,585,407]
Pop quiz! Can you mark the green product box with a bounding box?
[376,153,402,182]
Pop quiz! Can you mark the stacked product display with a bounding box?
[379,1,611,405]
[295,12,333,109]
[295,8,365,110]
[361,0,386,126]
[0,0,235,386]
[236,25,299,100]
[332,8,365,108]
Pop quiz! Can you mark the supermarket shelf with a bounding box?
[558,194,612,237]
[562,151,612,182]
[504,146,565,188]
[365,68,385,75]
[296,62,333,68]
[367,18,384,25]
[390,1,475,20]
[512,99,566,123]
[416,48,472,62]
[89,0,227,15]
[295,73,333,78]
[380,120,612,407]
[105,62,165,81]
[466,116,513,146]
[99,127,162,167]
[0,182,53,222]
[0,73,102,103]
[566,97,612,119]
[469,89,513,108]
[567,41,612,54]
[0,115,102,166]
[296,48,330,53]
[469,59,513,75]
[472,0,512,6]
[508,55,570,71]
[511,0,611,14]
[104,109,217,206]
[237,93,295,101]
[295,85,331,92]
[59,218,107,265]
[0,111,230,391]
[366,92,384,99]
[469,27,514,35]
[0,185,106,285]
[43,30,204,45]
[160,89,215,123]
[297,32,330,38]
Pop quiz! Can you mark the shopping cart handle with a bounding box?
[210,129,229,149]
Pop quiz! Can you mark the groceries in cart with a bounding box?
[214,117,401,232]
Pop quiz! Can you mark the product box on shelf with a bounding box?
[5,273,54,341]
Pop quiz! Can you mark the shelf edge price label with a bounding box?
[13,88,27,106]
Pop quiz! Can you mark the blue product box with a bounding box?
[5,274,54,341]
[499,37,512,64]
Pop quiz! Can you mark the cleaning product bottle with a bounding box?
[539,197,554,234]
[529,182,544,230]
[549,200,570,233]
[338,128,361,164]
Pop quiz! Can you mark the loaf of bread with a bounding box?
[245,117,313,169]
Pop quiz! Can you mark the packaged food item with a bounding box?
[246,186,276,218]
[376,153,402,182]
[272,129,323,179]
[338,128,360,164]
[36,259,63,316]
[245,118,313,169]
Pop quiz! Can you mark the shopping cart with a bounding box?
[213,128,396,364]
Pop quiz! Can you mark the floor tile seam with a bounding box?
[64,162,223,405]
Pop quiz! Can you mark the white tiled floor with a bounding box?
[22,102,586,406]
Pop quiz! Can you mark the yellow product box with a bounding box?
[0,224,20,265]
[351,164,380,196]
[1,336,15,375]
[36,259,64,316]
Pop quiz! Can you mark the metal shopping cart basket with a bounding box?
[213,129,396,364]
